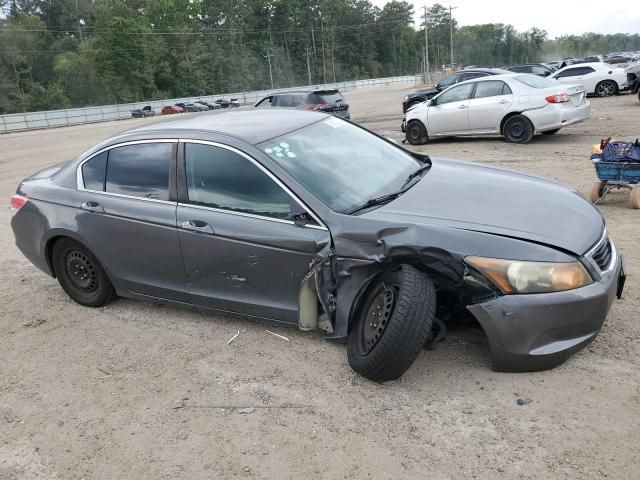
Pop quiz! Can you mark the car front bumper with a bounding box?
[467,250,624,372]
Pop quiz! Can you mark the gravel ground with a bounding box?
[1,85,639,480]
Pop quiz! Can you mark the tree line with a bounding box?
[1,0,638,114]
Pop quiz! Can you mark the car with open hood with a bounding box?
[10,110,624,382]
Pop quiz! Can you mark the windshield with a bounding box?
[257,118,419,213]
[514,74,557,88]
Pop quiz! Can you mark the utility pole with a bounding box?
[305,46,312,85]
[264,49,274,89]
[423,4,430,83]
[321,18,326,84]
[449,6,457,71]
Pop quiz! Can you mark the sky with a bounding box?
[371,0,640,38]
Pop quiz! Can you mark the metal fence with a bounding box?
[0,74,422,134]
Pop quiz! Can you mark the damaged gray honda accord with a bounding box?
[11,109,625,382]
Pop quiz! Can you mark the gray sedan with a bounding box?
[11,110,625,382]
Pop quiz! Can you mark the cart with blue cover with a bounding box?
[590,139,640,209]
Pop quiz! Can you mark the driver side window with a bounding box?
[438,73,461,88]
[436,83,474,104]
[184,143,297,221]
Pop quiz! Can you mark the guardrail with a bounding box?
[0,74,422,133]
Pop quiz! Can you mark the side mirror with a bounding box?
[293,212,311,227]
[428,98,436,106]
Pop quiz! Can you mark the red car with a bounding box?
[161,105,184,115]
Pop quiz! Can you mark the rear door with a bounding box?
[176,140,329,323]
[76,140,188,302]
[427,82,474,135]
[467,80,514,133]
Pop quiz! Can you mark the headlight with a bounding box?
[403,95,408,101]
[465,257,593,294]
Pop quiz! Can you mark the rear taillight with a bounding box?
[10,194,27,214]
[545,93,570,103]
[304,103,331,111]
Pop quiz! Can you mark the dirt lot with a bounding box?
[1,85,639,480]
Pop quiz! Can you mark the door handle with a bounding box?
[498,99,509,104]
[81,201,104,213]
[181,220,214,234]
[458,104,467,109]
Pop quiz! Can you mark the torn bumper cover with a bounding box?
[468,253,624,372]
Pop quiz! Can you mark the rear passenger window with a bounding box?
[276,95,295,107]
[82,151,107,191]
[474,81,510,99]
[185,143,293,220]
[105,143,172,200]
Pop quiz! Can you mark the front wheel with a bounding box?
[53,238,115,307]
[630,185,640,209]
[595,80,618,97]
[503,115,534,144]
[347,265,436,383]
[405,120,428,145]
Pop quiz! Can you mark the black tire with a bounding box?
[542,128,561,135]
[595,80,618,97]
[347,265,436,383]
[52,238,115,307]
[503,115,534,144]
[405,120,428,145]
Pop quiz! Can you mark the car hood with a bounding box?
[363,158,603,256]
[408,87,439,99]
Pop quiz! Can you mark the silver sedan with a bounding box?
[402,73,590,144]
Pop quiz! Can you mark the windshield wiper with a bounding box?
[400,164,431,189]
[345,165,431,215]
[344,192,403,215]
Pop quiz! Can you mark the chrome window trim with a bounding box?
[584,228,616,273]
[179,139,328,231]
[78,189,177,205]
[76,139,178,192]
[177,202,325,230]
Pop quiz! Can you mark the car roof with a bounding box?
[128,109,328,145]
[555,62,604,72]
[456,68,510,74]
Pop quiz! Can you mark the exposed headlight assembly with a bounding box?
[403,95,409,101]
[465,257,593,294]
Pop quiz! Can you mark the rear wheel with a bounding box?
[542,128,561,135]
[503,115,534,143]
[405,120,428,145]
[630,185,640,209]
[347,265,436,383]
[595,80,618,97]
[52,238,114,307]
[589,181,606,204]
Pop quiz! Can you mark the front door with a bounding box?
[467,80,514,133]
[176,141,330,324]
[427,82,474,135]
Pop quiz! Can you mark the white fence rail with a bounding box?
[0,74,422,133]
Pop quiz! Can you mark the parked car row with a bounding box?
[133,99,242,117]
[400,57,635,144]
